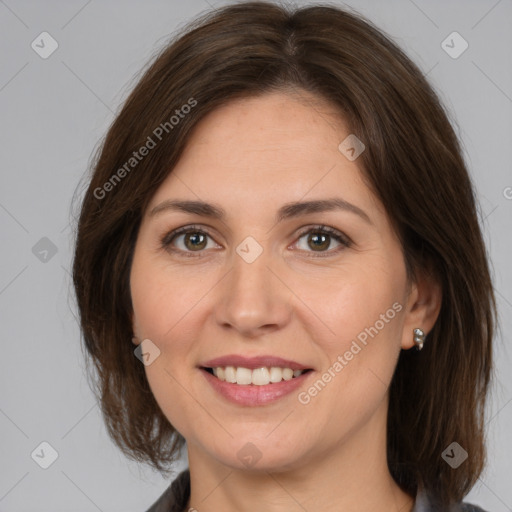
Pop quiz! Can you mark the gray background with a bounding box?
[0,0,511,510]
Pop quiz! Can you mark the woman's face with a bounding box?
[130,91,424,472]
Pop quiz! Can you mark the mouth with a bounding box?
[201,365,313,385]
[198,355,314,406]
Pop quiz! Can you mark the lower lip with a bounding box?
[201,368,312,406]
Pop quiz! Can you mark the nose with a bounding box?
[213,246,292,339]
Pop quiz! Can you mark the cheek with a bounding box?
[130,249,211,434]
[312,266,404,349]
[300,273,404,428]
[130,280,193,437]
[130,249,197,340]
[303,259,406,413]
[131,267,201,378]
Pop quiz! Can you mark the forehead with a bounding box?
[182,91,346,163]
[147,91,381,220]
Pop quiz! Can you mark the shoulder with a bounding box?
[459,503,489,512]
[147,473,490,512]
[145,469,190,512]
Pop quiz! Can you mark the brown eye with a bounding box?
[161,226,218,255]
[294,226,351,256]
[182,232,208,251]
[306,232,331,251]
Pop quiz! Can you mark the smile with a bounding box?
[204,366,310,385]
[200,362,314,406]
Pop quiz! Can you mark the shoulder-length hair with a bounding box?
[72,1,496,505]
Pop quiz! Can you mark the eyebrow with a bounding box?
[149,198,372,225]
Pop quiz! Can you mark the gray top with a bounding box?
[146,470,488,512]
[413,484,487,512]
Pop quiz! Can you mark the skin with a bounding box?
[130,91,441,512]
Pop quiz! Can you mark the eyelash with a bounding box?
[160,224,352,258]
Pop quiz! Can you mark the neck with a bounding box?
[186,400,415,512]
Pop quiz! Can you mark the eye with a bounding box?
[292,225,351,256]
[161,225,219,256]
[161,224,351,258]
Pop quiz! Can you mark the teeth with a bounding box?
[269,367,283,383]
[210,366,305,385]
[236,367,252,385]
[225,366,237,383]
[282,368,293,381]
[252,367,270,385]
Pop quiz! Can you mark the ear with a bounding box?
[400,267,442,350]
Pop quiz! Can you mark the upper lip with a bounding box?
[201,355,311,371]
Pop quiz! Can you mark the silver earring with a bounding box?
[413,328,426,350]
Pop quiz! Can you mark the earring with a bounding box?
[413,328,426,350]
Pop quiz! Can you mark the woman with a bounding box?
[72,2,496,511]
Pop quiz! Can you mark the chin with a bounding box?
[203,435,311,474]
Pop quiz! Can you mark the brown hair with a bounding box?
[72,1,496,505]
